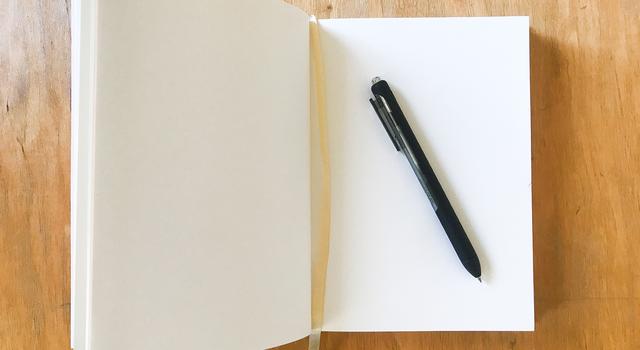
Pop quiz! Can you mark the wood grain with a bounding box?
[0,0,71,349]
[1,0,639,349]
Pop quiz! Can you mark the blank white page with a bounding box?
[320,17,533,331]
[88,1,310,349]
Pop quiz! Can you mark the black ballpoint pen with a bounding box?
[369,77,483,282]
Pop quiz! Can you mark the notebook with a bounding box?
[71,1,533,349]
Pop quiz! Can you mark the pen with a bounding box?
[369,77,482,282]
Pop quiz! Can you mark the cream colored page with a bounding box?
[320,17,533,331]
[89,1,309,349]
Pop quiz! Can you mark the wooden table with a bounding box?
[1,0,638,349]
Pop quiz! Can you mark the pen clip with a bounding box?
[370,95,402,151]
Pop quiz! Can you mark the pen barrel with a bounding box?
[372,80,481,278]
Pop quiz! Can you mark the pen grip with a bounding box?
[418,148,481,275]
[422,151,481,277]
[434,194,480,269]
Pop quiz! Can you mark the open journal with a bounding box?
[71,0,533,349]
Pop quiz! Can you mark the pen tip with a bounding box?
[371,76,382,85]
[477,277,483,283]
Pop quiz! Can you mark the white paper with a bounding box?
[84,1,310,349]
[320,17,533,331]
